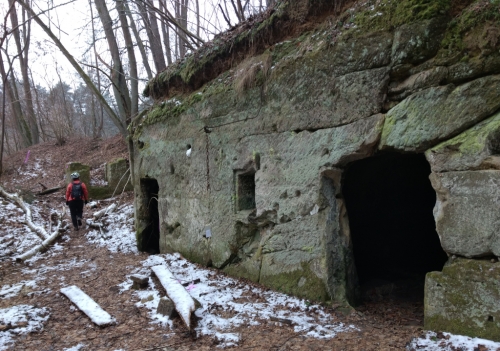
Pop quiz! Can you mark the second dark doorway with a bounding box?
[342,153,448,301]
[140,178,160,254]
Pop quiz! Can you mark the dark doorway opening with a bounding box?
[342,153,448,303]
[140,178,160,254]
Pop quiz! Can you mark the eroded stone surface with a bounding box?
[426,111,500,173]
[425,258,500,341]
[380,75,500,152]
[430,171,500,257]
[132,3,500,330]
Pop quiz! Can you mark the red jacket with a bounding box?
[66,180,89,201]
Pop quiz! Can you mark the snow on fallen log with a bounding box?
[0,185,49,241]
[151,265,195,329]
[60,285,116,326]
[93,203,117,220]
[15,216,65,262]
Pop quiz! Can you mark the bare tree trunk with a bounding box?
[116,0,138,118]
[16,0,127,135]
[94,0,132,125]
[9,0,39,144]
[30,70,49,142]
[195,0,199,39]
[0,54,31,147]
[89,0,104,138]
[135,0,166,73]
[179,0,189,58]
[147,0,166,72]
[124,1,153,80]
[160,0,172,65]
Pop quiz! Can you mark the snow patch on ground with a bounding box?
[0,201,41,259]
[62,343,86,351]
[85,204,137,254]
[123,253,357,348]
[407,331,500,350]
[0,305,50,351]
[0,280,38,299]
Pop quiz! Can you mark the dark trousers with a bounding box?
[68,200,84,228]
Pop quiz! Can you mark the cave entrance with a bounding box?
[140,178,160,254]
[342,153,448,303]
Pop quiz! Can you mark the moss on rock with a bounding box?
[425,258,500,341]
[260,262,329,301]
[354,0,450,32]
[439,0,500,58]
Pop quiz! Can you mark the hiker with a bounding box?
[66,172,89,231]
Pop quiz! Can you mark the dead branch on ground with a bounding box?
[0,184,49,240]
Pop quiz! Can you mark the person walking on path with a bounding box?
[66,172,89,231]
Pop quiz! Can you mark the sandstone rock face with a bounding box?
[380,75,500,152]
[430,171,500,258]
[66,162,90,186]
[425,258,500,341]
[426,111,500,173]
[105,158,133,192]
[131,0,500,339]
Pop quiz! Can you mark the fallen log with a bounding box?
[0,185,49,241]
[86,220,109,240]
[36,186,64,196]
[151,265,195,329]
[93,203,116,220]
[60,285,116,326]
[86,220,106,230]
[15,215,65,262]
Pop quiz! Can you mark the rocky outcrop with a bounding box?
[132,0,500,341]
[426,258,500,341]
[430,171,500,258]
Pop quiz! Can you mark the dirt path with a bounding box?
[0,211,425,351]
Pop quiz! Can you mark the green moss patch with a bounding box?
[88,186,116,200]
[354,0,451,32]
[439,0,500,57]
[425,259,500,341]
[260,262,329,301]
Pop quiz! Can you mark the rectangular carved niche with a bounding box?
[236,172,256,211]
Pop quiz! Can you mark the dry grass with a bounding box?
[233,53,272,96]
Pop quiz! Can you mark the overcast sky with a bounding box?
[8,0,259,92]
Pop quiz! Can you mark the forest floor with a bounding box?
[0,136,499,351]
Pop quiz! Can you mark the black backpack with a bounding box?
[71,182,83,200]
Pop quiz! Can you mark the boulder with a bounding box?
[425,258,500,341]
[105,158,133,192]
[66,162,90,186]
[430,171,500,257]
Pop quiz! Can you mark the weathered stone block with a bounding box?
[426,111,500,173]
[130,274,149,289]
[66,162,91,186]
[425,258,500,341]
[106,158,133,192]
[430,171,500,257]
[380,75,500,152]
[157,296,177,317]
[392,18,448,67]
